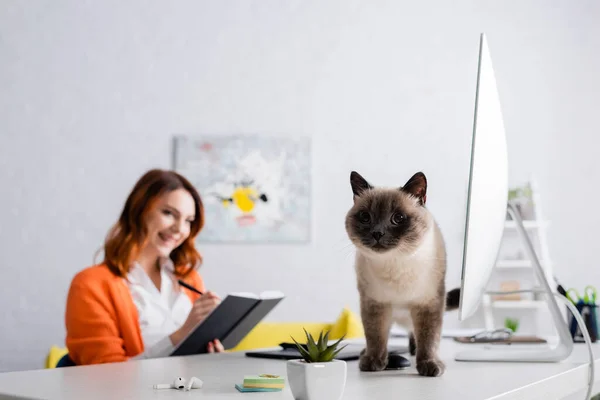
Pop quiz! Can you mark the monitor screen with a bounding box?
[458,33,509,321]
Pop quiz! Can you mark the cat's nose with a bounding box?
[372,231,384,241]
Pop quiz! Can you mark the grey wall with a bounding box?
[1,0,598,372]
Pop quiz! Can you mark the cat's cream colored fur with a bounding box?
[355,212,446,331]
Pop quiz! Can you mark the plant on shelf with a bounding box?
[507,183,535,220]
[290,329,347,363]
[508,185,533,202]
[504,317,519,333]
[286,329,348,400]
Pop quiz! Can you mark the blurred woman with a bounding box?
[64,169,223,365]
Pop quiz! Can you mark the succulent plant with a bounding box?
[290,328,347,363]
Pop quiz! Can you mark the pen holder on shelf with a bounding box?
[568,302,598,343]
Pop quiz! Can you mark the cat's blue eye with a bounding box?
[357,211,371,223]
[391,212,407,225]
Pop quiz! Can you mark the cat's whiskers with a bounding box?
[403,253,447,262]
[333,238,359,260]
[340,245,357,259]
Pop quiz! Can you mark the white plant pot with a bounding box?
[286,359,347,400]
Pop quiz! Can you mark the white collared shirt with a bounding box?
[125,260,192,360]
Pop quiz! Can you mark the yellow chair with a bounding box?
[45,345,69,369]
[45,307,364,365]
[230,307,364,351]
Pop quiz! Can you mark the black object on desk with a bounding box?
[245,343,411,369]
[386,353,411,369]
[453,328,547,344]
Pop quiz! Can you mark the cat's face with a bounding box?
[345,171,431,255]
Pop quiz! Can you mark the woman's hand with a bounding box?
[170,291,221,347]
[207,339,225,353]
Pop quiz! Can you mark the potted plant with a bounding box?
[286,329,347,400]
[507,184,535,220]
[504,317,520,333]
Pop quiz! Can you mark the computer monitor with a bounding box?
[455,33,574,362]
[457,33,509,323]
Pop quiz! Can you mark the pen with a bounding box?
[178,279,204,296]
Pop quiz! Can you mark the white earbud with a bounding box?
[172,377,186,390]
[185,377,203,391]
[153,377,187,390]
[153,383,171,389]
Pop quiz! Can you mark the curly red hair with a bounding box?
[103,169,204,278]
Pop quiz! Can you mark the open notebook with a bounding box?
[170,291,284,356]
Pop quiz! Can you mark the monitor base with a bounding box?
[455,343,571,362]
[455,201,574,363]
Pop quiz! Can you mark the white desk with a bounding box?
[0,339,598,400]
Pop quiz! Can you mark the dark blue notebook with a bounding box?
[170,291,284,356]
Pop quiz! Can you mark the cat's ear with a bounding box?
[350,171,373,199]
[401,172,427,205]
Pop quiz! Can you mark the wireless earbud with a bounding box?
[172,377,186,390]
[153,377,203,391]
[153,383,171,389]
[152,377,186,390]
[185,377,203,390]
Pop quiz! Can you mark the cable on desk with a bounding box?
[486,289,595,400]
[555,294,595,400]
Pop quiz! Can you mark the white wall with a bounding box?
[1,0,599,372]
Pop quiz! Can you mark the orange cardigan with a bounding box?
[65,264,205,365]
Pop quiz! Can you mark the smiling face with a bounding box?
[345,171,431,255]
[142,188,197,259]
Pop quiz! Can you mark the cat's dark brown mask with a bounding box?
[345,171,431,254]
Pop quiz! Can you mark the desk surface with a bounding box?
[0,339,598,400]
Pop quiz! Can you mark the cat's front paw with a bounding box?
[416,358,445,377]
[359,349,388,372]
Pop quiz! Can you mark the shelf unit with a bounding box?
[495,259,551,269]
[481,180,555,335]
[491,300,546,309]
[503,220,549,229]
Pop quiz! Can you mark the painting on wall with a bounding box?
[172,134,311,243]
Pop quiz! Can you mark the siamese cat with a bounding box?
[345,171,459,377]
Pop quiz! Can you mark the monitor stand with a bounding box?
[455,201,574,362]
